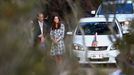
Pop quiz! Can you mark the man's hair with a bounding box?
[37,12,44,17]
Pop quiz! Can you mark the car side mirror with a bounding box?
[66,31,73,35]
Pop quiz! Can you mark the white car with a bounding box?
[72,17,123,64]
[93,0,134,34]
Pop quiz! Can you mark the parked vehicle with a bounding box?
[72,17,122,64]
[92,0,134,34]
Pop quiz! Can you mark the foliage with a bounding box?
[2,0,134,75]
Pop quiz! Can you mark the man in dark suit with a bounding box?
[33,12,48,48]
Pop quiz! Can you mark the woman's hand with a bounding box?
[52,39,58,44]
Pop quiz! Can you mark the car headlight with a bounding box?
[73,44,84,50]
[124,21,129,25]
[110,45,118,50]
[120,21,130,26]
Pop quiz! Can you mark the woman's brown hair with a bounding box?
[51,15,61,30]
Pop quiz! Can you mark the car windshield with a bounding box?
[76,22,118,35]
[98,3,133,15]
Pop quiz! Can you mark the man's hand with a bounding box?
[38,34,43,38]
[40,36,45,43]
[38,34,45,43]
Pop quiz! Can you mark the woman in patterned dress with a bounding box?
[50,15,65,64]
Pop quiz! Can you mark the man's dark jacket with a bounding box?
[33,19,48,46]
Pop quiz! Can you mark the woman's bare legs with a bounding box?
[55,55,63,64]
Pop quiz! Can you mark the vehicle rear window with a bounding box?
[98,3,133,15]
[76,22,118,35]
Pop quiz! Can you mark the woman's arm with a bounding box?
[57,24,65,42]
[50,29,57,44]
[50,29,54,40]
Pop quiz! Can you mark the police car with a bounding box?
[72,17,122,64]
[92,0,134,34]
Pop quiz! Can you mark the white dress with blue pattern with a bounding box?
[50,24,65,56]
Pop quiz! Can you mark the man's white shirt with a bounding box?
[38,21,43,34]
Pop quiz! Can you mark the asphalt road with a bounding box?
[80,64,117,75]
